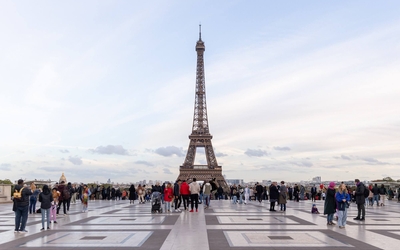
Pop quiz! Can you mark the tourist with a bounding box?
[278,181,288,212]
[231,185,238,204]
[70,184,77,204]
[379,184,387,206]
[203,180,211,208]
[244,185,250,204]
[299,185,305,200]
[13,179,34,233]
[372,184,379,206]
[189,178,200,212]
[38,185,52,231]
[174,179,182,212]
[255,182,263,203]
[354,179,366,221]
[269,182,279,211]
[137,184,145,204]
[180,180,190,211]
[51,188,59,224]
[66,182,74,212]
[311,204,320,214]
[336,183,350,228]
[311,185,317,202]
[164,182,173,212]
[129,184,136,204]
[324,182,336,225]
[293,184,300,202]
[288,186,293,200]
[217,185,223,200]
[238,185,244,204]
[82,184,89,212]
[56,181,69,215]
[29,186,40,214]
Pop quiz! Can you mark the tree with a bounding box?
[0,179,12,184]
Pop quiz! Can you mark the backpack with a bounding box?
[63,186,71,200]
[13,187,25,201]
[363,186,369,198]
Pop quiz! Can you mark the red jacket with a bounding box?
[164,187,173,202]
[180,182,190,195]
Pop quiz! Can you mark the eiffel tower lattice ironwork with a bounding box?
[178,26,228,191]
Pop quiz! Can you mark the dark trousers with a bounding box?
[15,205,29,231]
[57,200,67,214]
[257,193,262,202]
[191,194,199,210]
[357,203,365,218]
[174,195,182,209]
[182,195,190,210]
[66,198,71,211]
[29,199,37,213]
[311,193,316,202]
[269,201,275,211]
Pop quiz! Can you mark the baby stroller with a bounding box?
[151,192,163,213]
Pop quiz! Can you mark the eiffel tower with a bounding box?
[177,26,228,191]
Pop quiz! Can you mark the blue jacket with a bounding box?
[335,191,350,210]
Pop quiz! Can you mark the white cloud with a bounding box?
[244,149,268,157]
[68,156,83,165]
[89,145,130,155]
[155,146,184,157]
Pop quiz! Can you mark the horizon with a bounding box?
[1,1,400,184]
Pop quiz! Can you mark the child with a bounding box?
[82,185,89,212]
[51,188,60,224]
[311,204,320,214]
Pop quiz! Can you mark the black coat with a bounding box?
[355,182,366,204]
[129,185,136,200]
[324,188,336,215]
[14,185,33,207]
[39,191,52,209]
[269,185,279,201]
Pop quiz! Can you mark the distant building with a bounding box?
[226,179,243,185]
[312,176,321,183]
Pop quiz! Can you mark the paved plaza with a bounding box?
[0,199,400,249]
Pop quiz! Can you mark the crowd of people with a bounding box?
[11,177,400,233]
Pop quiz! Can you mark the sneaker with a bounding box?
[189,209,194,212]
[40,228,44,231]
[14,230,18,233]
[19,230,28,233]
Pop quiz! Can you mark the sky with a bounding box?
[1,1,399,184]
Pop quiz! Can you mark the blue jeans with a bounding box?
[280,203,286,211]
[337,209,347,227]
[239,194,243,204]
[41,208,50,228]
[373,195,379,206]
[327,213,334,223]
[203,194,210,206]
[15,205,29,231]
[29,199,37,213]
[232,196,237,204]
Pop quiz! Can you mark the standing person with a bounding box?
[66,182,74,212]
[71,184,77,205]
[137,184,145,204]
[13,179,34,233]
[244,185,250,204]
[203,180,211,209]
[38,185,52,231]
[29,187,40,214]
[129,185,136,204]
[299,185,305,200]
[180,180,190,211]
[372,184,380,206]
[231,185,238,204]
[278,181,288,212]
[164,183,173,212]
[82,184,89,213]
[324,182,337,225]
[255,183,263,203]
[217,185,223,200]
[269,182,279,211]
[336,183,351,229]
[293,184,300,202]
[189,178,200,212]
[57,181,69,215]
[50,188,59,224]
[311,185,317,202]
[379,184,387,206]
[174,179,182,212]
[354,179,366,221]
[238,185,244,204]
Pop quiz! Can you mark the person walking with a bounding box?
[379,184,387,206]
[336,183,350,228]
[38,185,52,231]
[324,182,336,225]
[174,180,182,212]
[189,178,200,212]
[244,185,250,204]
[82,184,89,213]
[278,181,288,212]
[354,179,366,221]
[372,184,380,206]
[293,184,300,202]
[255,183,263,203]
[164,183,173,212]
[13,179,34,233]
[137,184,145,204]
[203,180,211,209]
[269,182,279,211]
[50,188,59,224]
[180,180,190,211]
[129,184,136,204]
[57,181,69,215]
[311,185,317,202]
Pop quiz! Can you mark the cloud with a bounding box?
[134,160,154,166]
[360,157,389,165]
[68,155,83,165]
[89,145,130,155]
[59,149,69,153]
[38,166,63,172]
[0,163,12,171]
[163,168,173,174]
[245,149,268,157]
[341,155,352,160]
[273,146,291,151]
[155,146,184,157]
[290,161,313,167]
[215,152,228,157]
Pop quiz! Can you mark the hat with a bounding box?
[329,182,335,189]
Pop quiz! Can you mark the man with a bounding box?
[288,186,293,200]
[173,179,182,212]
[203,180,211,208]
[57,181,69,215]
[13,179,34,233]
[244,185,250,204]
[372,184,379,206]
[189,178,200,212]
[311,185,317,202]
[217,185,223,200]
[354,179,366,221]
[255,182,263,203]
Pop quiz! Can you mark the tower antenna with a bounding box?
[199,23,202,40]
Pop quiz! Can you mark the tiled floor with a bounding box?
[0,199,399,249]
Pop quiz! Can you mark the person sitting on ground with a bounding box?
[311,204,320,214]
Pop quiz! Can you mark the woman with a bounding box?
[269,182,279,211]
[336,183,351,228]
[137,184,145,204]
[29,186,40,214]
[51,188,59,224]
[278,181,288,212]
[129,185,136,204]
[324,182,337,225]
[164,183,173,212]
[82,185,89,212]
[39,185,52,230]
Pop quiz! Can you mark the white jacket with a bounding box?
[189,182,200,195]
